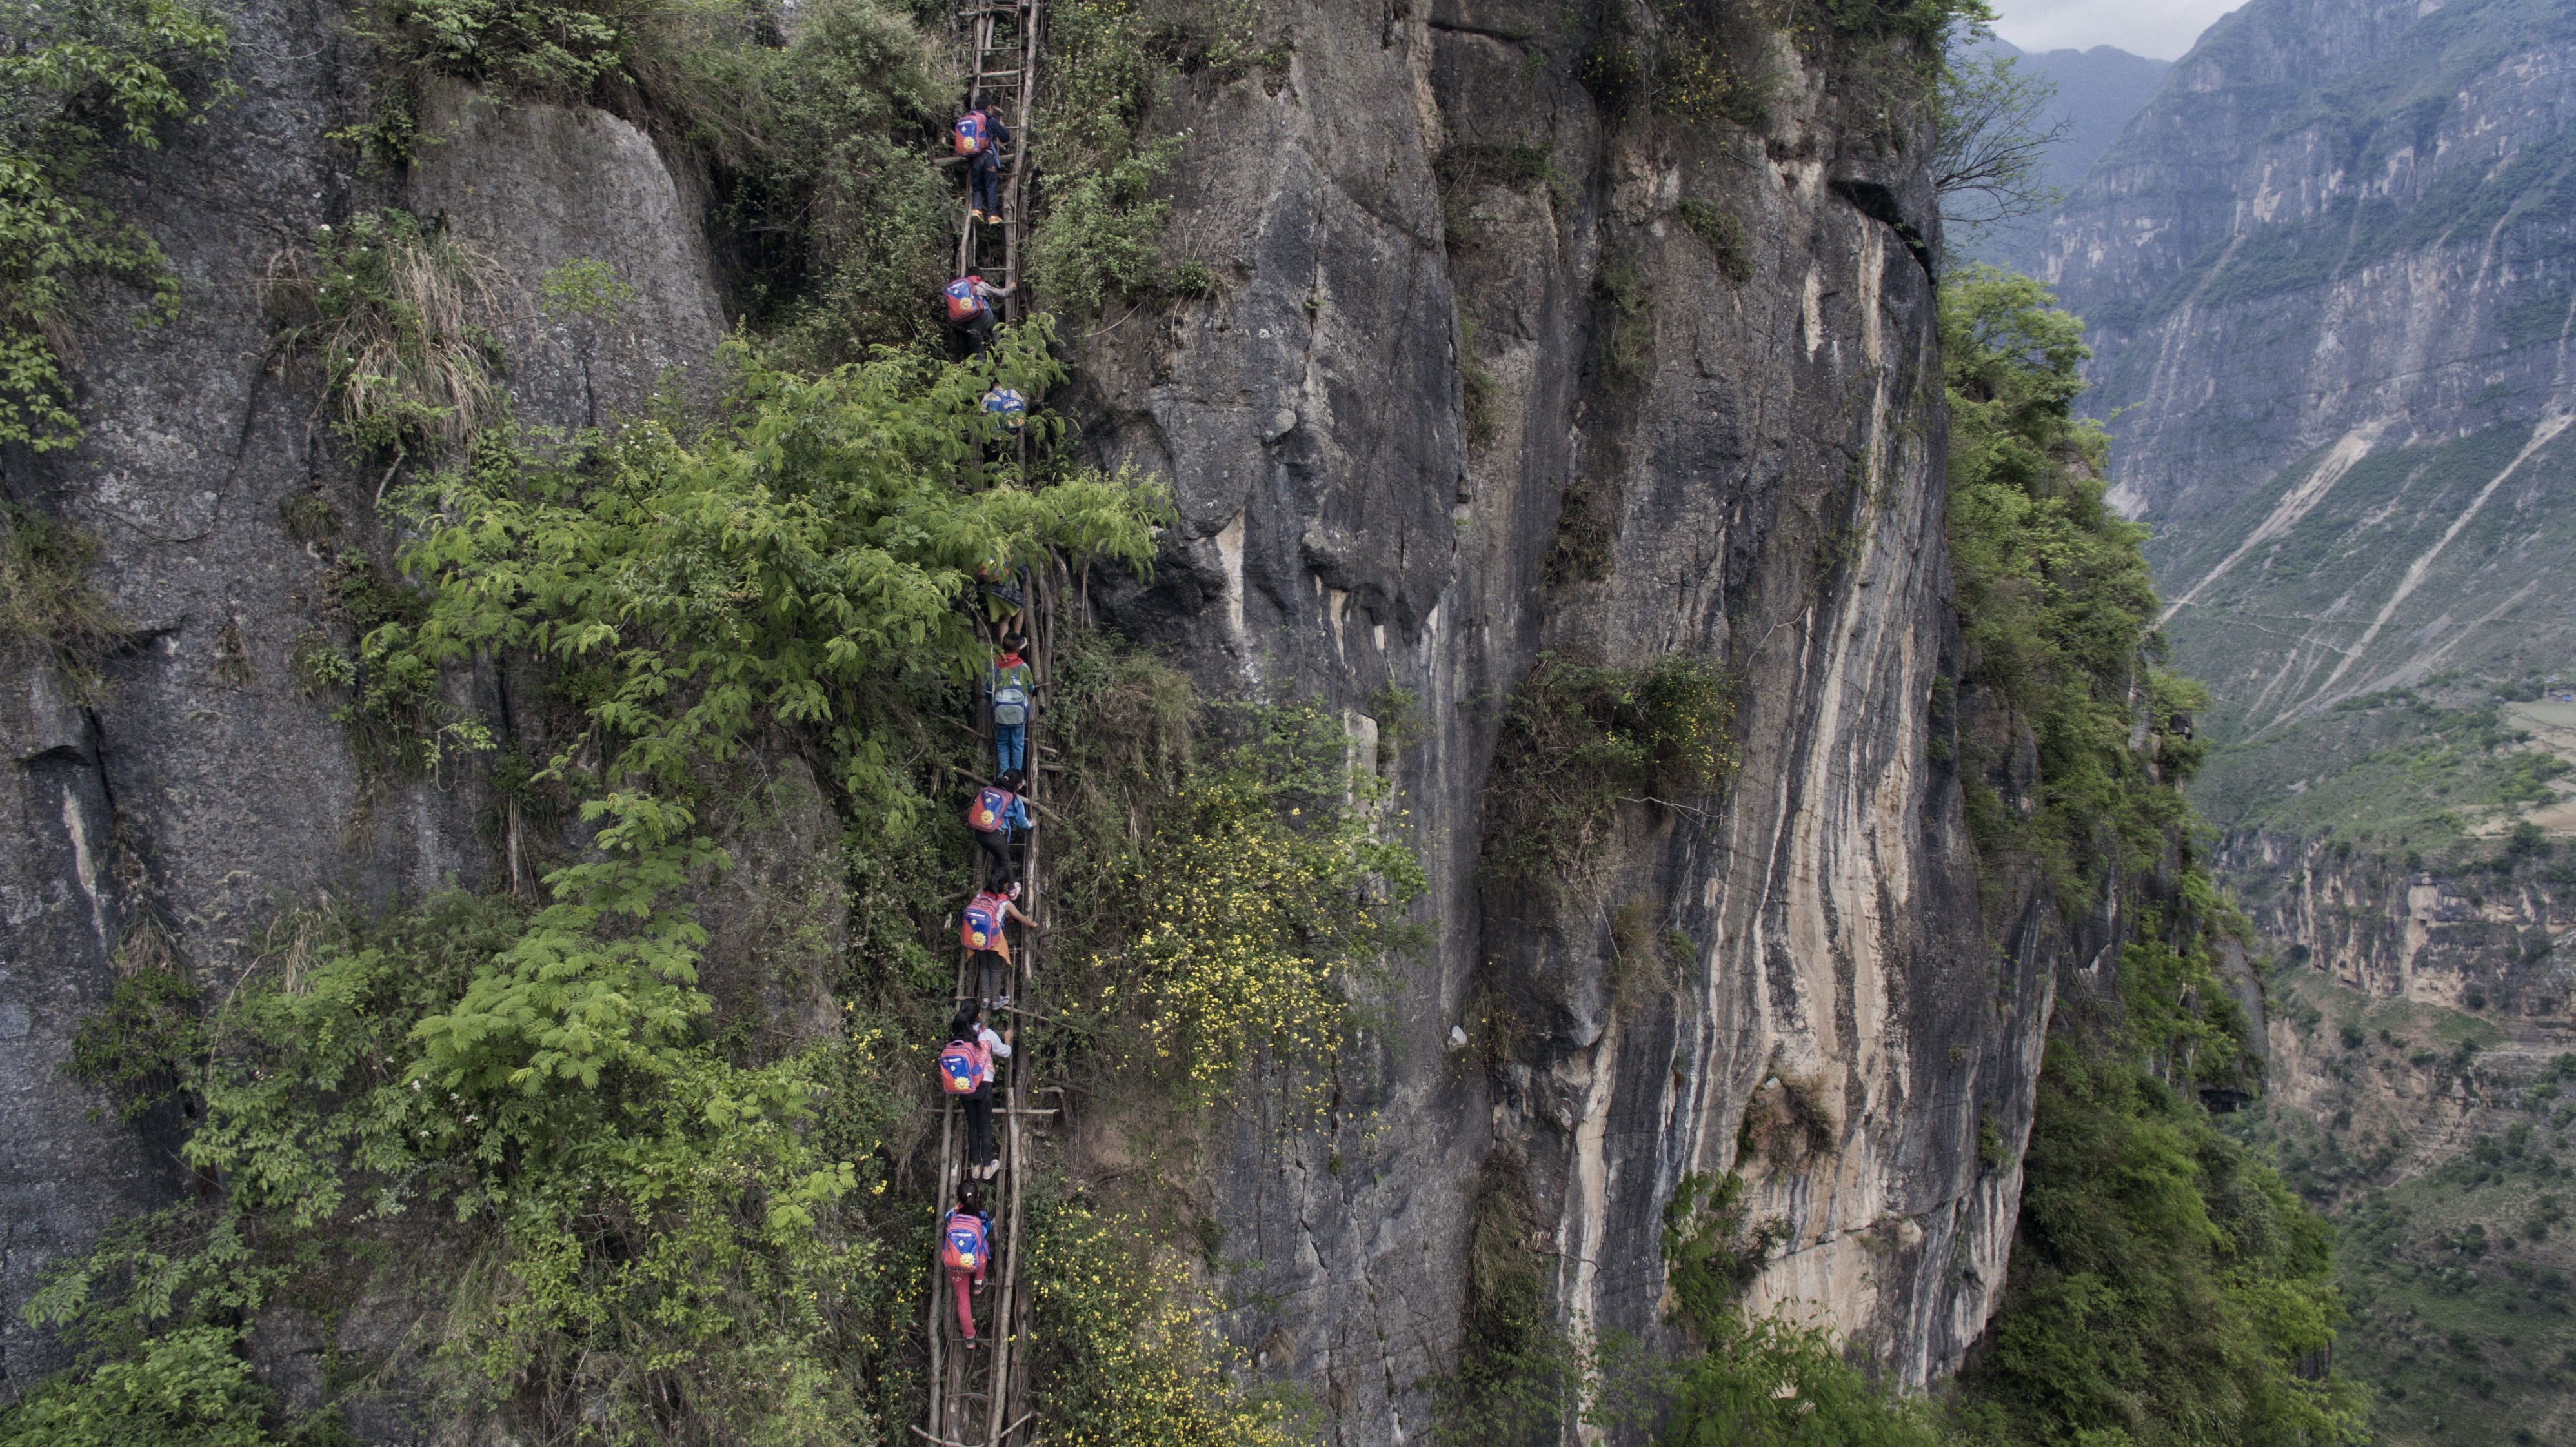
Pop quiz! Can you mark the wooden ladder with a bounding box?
[953,0,1040,320]
[921,565,1063,1447]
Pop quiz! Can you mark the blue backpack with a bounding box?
[937,1038,983,1095]
[983,387,1026,433]
[941,1212,987,1271]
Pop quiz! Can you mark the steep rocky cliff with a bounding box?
[1060,0,2049,1417]
[2044,0,2576,730]
[0,0,2066,1435]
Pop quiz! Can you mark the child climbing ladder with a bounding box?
[922,10,1047,1444]
[924,562,1059,1447]
[943,0,1036,328]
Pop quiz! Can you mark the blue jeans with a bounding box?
[972,152,1003,215]
[994,721,1025,773]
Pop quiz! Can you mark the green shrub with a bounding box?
[1025,1195,1303,1447]
[1425,1154,1575,1442]
[33,886,917,1445]
[1063,699,1425,1100]
[0,1327,276,1447]
[1949,1033,2366,1446]
[65,963,202,1124]
[359,0,646,105]
[1025,136,1178,314]
[1544,476,1615,587]
[743,0,953,357]
[1460,314,1501,445]
[1593,259,1654,390]
[0,0,234,449]
[1944,265,2196,909]
[1660,1172,1938,1447]
[1481,654,1740,900]
[1676,198,1753,283]
[534,255,635,323]
[1026,0,1283,315]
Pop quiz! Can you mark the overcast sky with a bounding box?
[1992,0,2243,59]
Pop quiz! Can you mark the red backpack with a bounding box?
[964,786,1013,833]
[941,1210,988,1271]
[961,894,1007,952]
[954,110,990,157]
[943,278,986,324]
[936,1037,985,1095]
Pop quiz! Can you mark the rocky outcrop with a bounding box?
[2219,831,2574,1180]
[1069,0,2051,1423]
[2042,0,2576,725]
[2223,830,2576,1022]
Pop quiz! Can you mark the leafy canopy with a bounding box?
[369,321,1165,1097]
[1943,265,2202,908]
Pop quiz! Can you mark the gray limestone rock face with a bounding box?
[1067,1,2051,1433]
[0,0,733,1399]
[403,79,732,430]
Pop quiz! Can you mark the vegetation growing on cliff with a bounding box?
[1024,1199,1305,1447]
[1944,265,2204,909]
[19,369,1409,1445]
[1938,267,2366,1446]
[0,501,123,696]
[0,1325,279,1447]
[265,207,508,460]
[1479,654,1738,904]
[0,0,234,449]
[1023,0,1277,314]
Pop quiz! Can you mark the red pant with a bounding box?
[949,1264,985,1339]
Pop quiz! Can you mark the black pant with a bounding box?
[964,1080,996,1167]
[975,950,1009,1004]
[972,827,1014,887]
[972,152,1002,215]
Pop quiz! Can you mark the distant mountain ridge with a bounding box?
[1965,37,2171,268]
[2044,0,2576,731]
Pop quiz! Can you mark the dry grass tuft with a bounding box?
[1737,1071,1841,1169]
[1,501,123,696]
[266,208,510,463]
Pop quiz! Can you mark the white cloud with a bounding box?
[1991,0,2244,59]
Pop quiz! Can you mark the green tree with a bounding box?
[1940,268,2366,1447]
